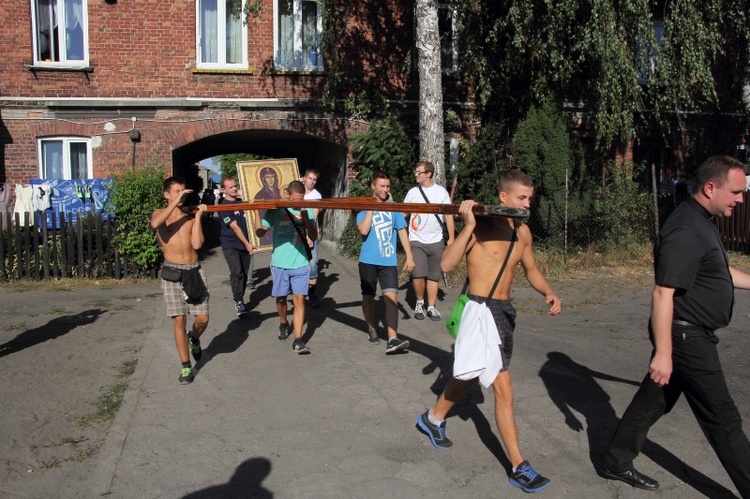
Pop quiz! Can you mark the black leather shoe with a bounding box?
[600,467,659,491]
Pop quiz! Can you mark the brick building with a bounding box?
[1,0,467,238]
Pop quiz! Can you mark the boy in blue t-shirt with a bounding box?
[254,180,317,354]
[356,170,415,353]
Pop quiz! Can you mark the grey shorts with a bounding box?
[411,241,444,281]
[467,293,516,372]
[161,261,210,318]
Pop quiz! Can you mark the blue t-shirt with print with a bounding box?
[262,207,316,270]
[357,206,407,266]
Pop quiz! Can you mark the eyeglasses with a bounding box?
[415,170,427,176]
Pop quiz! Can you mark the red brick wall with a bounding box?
[1,0,416,100]
[0,0,471,187]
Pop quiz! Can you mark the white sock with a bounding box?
[416,300,424,306]
[427,305,435,311]
[427,411,443,426]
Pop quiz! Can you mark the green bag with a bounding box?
[445,294,470,339]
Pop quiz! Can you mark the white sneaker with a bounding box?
[426,307,442,321]
[414,302,425,320]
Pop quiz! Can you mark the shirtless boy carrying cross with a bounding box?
[151,177,209,384]
[416,168,562,493]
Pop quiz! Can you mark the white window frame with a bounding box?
[37,138,93,180]
[196,0,249,69]
[439,4,458,74]
[273,0,323,71]
[30,0,89,67]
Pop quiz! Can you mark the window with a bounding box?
[38,138,92,180]
[638,21,664,84]
[197,0,248,68]
[31,0,88,66]
[274,0,323,71]
[439,4,457,73]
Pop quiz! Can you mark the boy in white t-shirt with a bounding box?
[403,161,455,321]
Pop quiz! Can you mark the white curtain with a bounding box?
[277,0,293,67]
[201,0,219,63]
[225,0,242,64]
[35,0,56,60]
[70,142,88,180]
[65,0,83,29]
[64,0,85,60]
[43,141,63,180]
[301,0,317,66]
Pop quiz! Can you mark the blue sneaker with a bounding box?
[416,410,452,450]
[509,460,551,493]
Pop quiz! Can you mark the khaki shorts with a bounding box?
[161,262,210,317]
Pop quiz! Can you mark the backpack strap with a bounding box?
[283,208,313,261]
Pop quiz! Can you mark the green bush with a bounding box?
[512,101,579,243]
[339,116,416,259]
[573,161,652,250]
[337,215,362,259]
[107,165,167,270]
[453,122,511,206]
[349,115,416,202]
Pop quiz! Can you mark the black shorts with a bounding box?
[467,293,516,372]
[359,262,399,296]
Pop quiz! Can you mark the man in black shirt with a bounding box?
[601,156,750,496]
[219,176,256,316]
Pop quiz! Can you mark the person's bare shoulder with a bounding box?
[516,223,533,245]
[150,207,166,224]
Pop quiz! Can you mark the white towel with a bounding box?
[453,300,503,388]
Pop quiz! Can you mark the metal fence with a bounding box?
[0,212,156,281]
[525,178,750,265]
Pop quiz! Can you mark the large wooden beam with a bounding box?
[184,197,529,219]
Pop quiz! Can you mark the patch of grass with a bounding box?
[0,277,151,292]
[57,436,87,447]
[70,447,96,462]
[75,382,128,427]
[88,299,111,308]
[117,359,138,378]
[114,304,134,311]
[143,292,162,298]
[566,299,602,310]
[37,458,62,469]
[129,344,143,354]
[458,465,488,488]
[49,307,68,314]
[729,252,750,269]
[3,322,28,332]
[130,326,150,335]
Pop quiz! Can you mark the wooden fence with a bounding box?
[660,191,750,254]
[715,191,750,253]
[0,212,157,281]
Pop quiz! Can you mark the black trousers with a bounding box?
[222,247,251,302]
[603,324,750,497]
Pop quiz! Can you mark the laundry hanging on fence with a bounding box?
[13,184,34,226]
[0,183,10,229]
[29,178,114,228]
[33,182,51,212]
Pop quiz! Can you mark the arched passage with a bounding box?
[171,128,351,241]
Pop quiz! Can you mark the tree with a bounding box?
[216,153,266,179]
[456,0,749,153]
[512,101,579,242]
[416,0,446,185]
